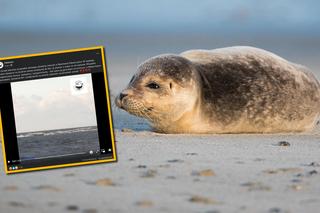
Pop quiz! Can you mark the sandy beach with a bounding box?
[1,123,320,213]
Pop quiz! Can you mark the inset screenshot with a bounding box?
[0,47,116,174]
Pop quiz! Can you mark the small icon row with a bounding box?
[8,166,19,171]
[88,148,112,155]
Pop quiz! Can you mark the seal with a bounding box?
[115,46,320,133]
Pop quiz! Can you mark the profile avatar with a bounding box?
[74,80,84,90]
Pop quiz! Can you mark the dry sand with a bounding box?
[1,125,320,213]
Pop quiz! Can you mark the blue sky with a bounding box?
[0,0,319,34]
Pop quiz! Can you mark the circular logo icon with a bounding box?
[74,80,84,90]
[0,62,3,69]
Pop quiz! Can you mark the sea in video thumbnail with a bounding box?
[17,126,100,160]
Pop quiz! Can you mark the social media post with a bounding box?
[0,47,116,174]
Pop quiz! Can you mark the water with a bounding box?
[17,126,100,160]
[111,106,151,131]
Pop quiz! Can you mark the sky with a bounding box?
[0,0,319,35]
[11,74,97,133]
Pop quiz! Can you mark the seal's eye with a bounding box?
[146,82,160,89]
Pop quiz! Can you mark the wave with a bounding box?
[17,126,97,138]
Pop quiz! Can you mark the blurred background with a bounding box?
[1,0,320,130]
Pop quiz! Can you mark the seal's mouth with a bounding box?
[115,94,154,119]
[115,94,135,113]
[115,95,124,109]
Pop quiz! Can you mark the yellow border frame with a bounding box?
[0,46,117,174]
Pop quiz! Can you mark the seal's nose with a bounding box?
[119,92,128,101]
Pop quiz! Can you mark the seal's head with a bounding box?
[116,54,201,132]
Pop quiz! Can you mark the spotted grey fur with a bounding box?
[181,47,320,129]
[117,46,320,133]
